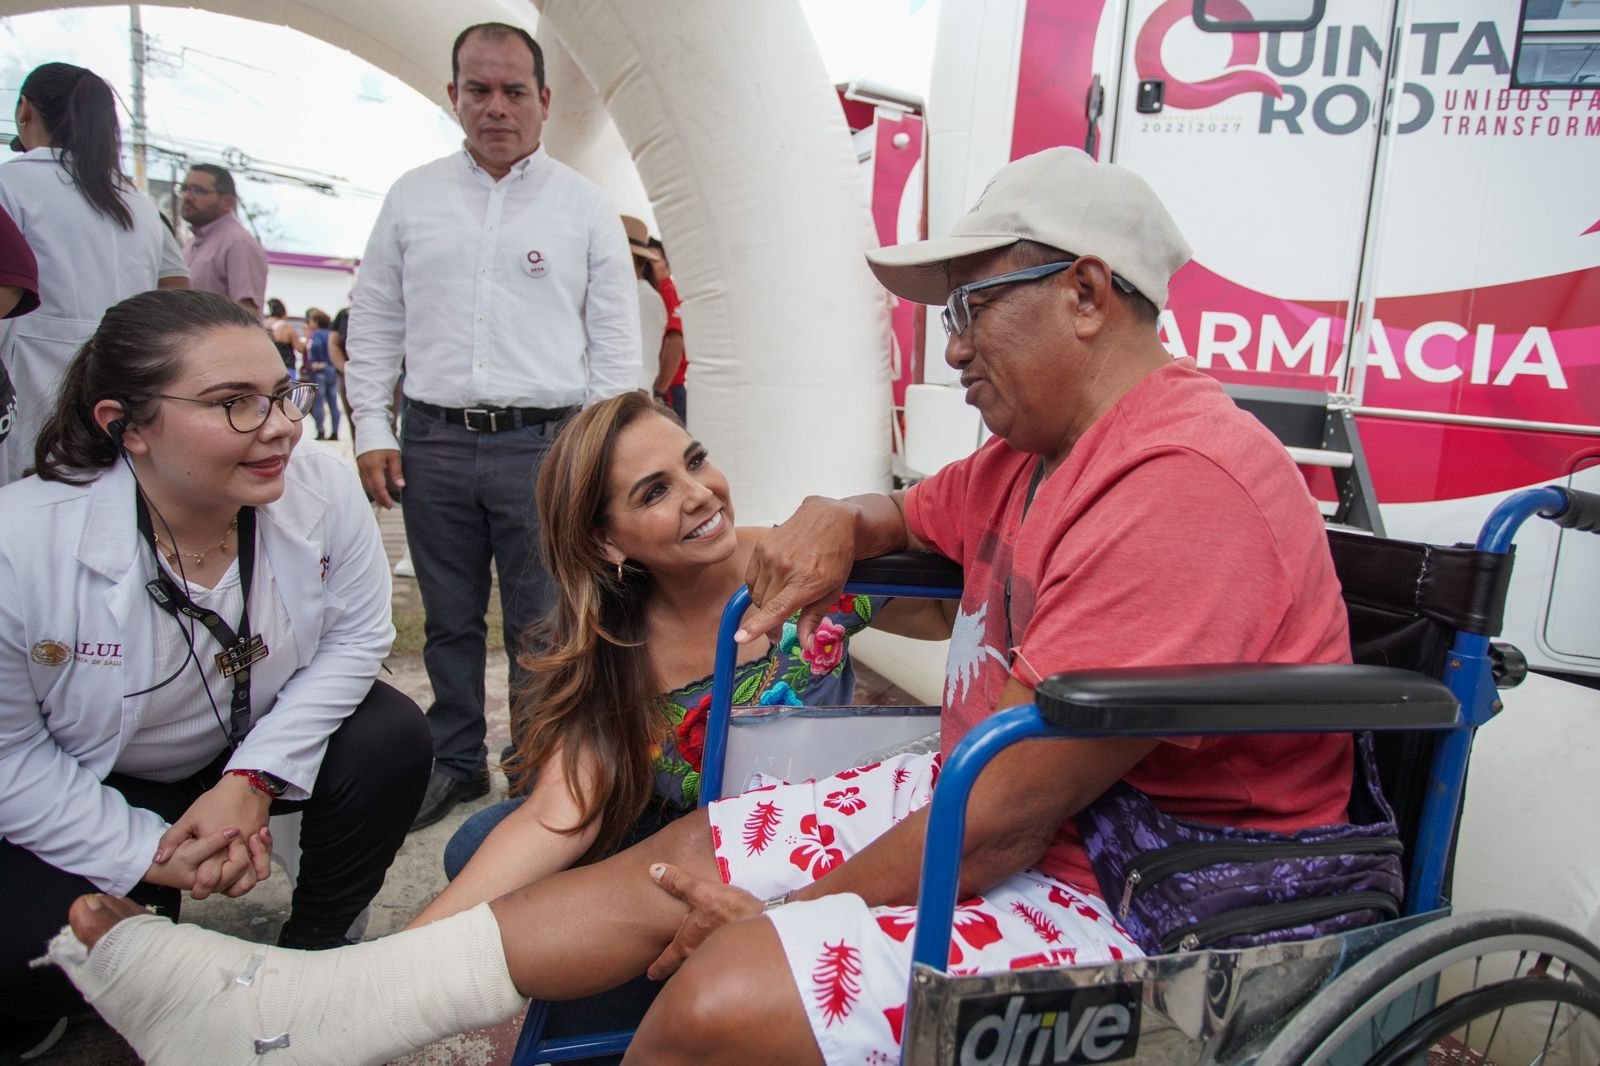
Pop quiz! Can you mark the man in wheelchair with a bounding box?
[48,147,1395,1066]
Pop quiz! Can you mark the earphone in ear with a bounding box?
[107,418,127,442]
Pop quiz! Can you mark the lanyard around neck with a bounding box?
[135,494,265,748]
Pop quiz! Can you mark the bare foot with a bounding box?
[66,894,150,951]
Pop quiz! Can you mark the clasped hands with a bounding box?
[143,773,274,900]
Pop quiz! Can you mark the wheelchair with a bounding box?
[512,485,1600,1065]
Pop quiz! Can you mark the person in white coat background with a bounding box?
[0,61,190,487]
[0,290,430,1055]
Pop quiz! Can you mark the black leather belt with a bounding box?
[408,400,578,433]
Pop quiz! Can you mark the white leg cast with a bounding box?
[44,903,526,1065]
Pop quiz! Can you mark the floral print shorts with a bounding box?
[707,752,1143,1066]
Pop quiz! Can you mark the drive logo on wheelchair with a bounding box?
[953,983,1141,1065]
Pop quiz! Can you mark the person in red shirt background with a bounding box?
[646,236,687,422]
[0,204,41,446]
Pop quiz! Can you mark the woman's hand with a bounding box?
[644,862,764,980]
[151,775,274,899]
[142,824,271,898]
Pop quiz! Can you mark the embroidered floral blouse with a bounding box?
[650,594,879,809]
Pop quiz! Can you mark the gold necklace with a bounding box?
[156,516,239,569]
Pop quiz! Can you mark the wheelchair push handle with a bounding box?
[1477,485,1600,554]
[1542,486,1600,534]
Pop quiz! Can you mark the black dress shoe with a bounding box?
[408,765,490,832]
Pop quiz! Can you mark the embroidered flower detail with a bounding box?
[823,786,867,816]
[674,694,711,771]
[743,800,783,855]
[812,941,862,1027]
[801,618,847,675]
[789,814,845,877]
[758,681,803,706]
[833,592,859,613]
[779,621,800,653]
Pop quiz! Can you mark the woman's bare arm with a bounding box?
[407,744,603,927]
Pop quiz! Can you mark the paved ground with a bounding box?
[37,444,913,1065]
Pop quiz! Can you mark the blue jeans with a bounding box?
[443,797,522,879]
[308,364,341,437]
[400,404,562,779]
[443,796,688,1064]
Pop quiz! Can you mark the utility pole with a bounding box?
[129,4,149,193]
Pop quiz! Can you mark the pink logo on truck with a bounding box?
[1135,0,1284,110]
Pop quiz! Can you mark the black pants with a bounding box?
[400,406,562,779]
[0,680,431,1026]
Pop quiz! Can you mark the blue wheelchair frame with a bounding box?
[513,485,1594,1063]
[904,486,1584,973]
[512,577,958,1063]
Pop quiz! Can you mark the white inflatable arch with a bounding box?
[1,0,892,523]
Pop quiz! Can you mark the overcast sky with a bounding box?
[0,1,937,257]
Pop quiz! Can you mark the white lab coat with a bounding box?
[0,441,394,894]
[0,148,188,486]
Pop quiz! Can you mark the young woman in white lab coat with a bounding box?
[0,290,429,1053]
[0,61,189,486]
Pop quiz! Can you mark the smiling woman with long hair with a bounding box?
[410,392,950,929]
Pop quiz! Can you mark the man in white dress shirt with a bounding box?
[345,22,639,829]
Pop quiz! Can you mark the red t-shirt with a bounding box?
[903,359,1354,893]
[658,276,688,388]
[0,205,40,318]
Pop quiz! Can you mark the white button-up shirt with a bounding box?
[345,145,640,455]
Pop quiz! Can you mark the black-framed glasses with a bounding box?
[178,183,220,196]
[940,259,1138,338]
[157,383,318,432]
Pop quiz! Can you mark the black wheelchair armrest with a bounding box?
[1035,663,1459,735]
[847,551,964,591]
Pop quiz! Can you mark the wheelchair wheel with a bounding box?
[1256,910,1600,1066]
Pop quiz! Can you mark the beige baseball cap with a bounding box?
[865,147,1192,309]
[621,215,663,263]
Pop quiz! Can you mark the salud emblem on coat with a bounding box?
[30,640,70,667]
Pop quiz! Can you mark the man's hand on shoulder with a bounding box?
[357,450,405,509]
